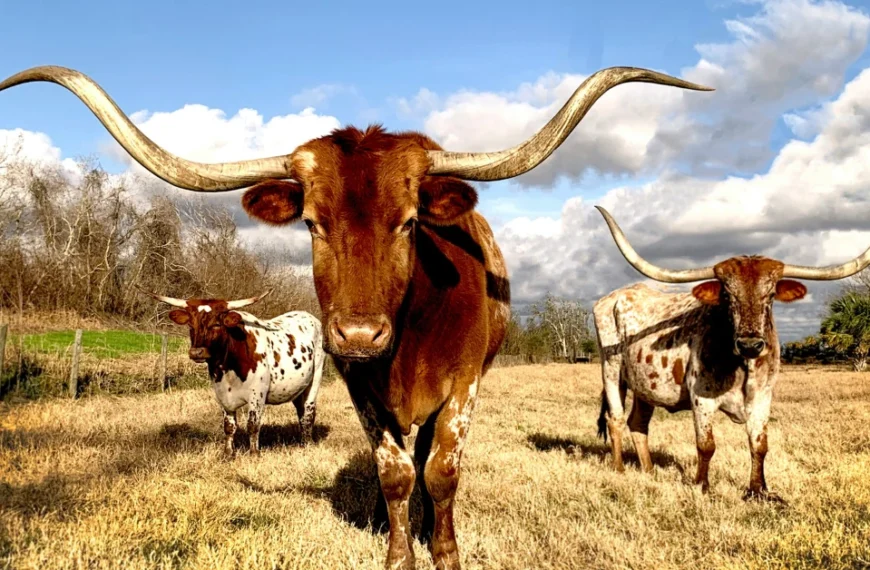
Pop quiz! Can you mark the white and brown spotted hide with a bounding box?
[593,274,799,501]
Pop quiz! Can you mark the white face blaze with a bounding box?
[197,305,212,313]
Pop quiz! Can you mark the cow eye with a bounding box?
[399,217,417,234]
[303,218,324,238]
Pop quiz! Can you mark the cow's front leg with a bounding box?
[692,398,717,493]
[347,388,416,570]
[742,391,784,503]
[422,375,480,570]
[375,428,416,570]
[222,411,237,458]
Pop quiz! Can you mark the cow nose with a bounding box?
[329,314,392,356]
[188,347,210,361]
[735,337,766,358]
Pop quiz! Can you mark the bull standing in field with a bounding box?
[1,65,712,569]
[593,206,870,501]
[147,291,325,456]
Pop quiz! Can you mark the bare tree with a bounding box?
[0,154,319,326]
[530,293,593,360]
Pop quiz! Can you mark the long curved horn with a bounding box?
[0,66,292,191]
[226,289,272,310]
[138,289,188,307]
[596,206,715,283]
[427,67,714,181]
[782,249,870,280]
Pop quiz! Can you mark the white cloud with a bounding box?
[495,62,870,340]
[0,128,83,184]
[101,103,341,246]
[409,0,870,188]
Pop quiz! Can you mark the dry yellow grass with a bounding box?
[1,363,869,570]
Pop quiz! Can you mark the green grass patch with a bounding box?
[14,330,187,358]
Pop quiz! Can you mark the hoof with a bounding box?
[742,489,787,505]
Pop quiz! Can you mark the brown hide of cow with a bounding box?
[168,299,263,382]
[241,125,510,570]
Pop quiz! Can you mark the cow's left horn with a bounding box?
[226,290,272,310]
[596,206,715,283]
[782,248,870,280]
[0,66,292,191]
[426,67,713,181]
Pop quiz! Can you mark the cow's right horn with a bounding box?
[0,66,293,191]
[596,206,716,283]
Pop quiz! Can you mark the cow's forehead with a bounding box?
[297,129,429,216]
[184,299,229,313]
[713,256,784,286]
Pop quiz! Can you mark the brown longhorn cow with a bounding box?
[0,66,712,569]
[593,206,870,501]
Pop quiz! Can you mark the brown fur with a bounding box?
[168,299,263,380]
[239,126,510,570]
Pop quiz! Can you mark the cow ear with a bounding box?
[775,279,807,303]
[222,311,243,328]
[242,179,304,225]
[692,281,722,305]
[168,309,189,325]
[418,177,478,225]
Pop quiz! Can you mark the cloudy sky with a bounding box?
[3,0,870,341]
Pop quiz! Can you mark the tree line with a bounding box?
[0,143,319,326]
[783,270,870,370]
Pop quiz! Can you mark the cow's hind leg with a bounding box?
[292,385,317,445]
[600,358,628,472]
[627,397,655,473]
[222,411,237,458]
[423,374,480,570]
[246,404,264,456]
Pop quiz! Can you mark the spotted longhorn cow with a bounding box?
[1,65,712,570]
[146,290,325,455]
[592,206,870,501]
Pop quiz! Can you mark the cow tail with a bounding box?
[597,390,609,444]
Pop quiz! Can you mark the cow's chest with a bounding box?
[212,369,265,412]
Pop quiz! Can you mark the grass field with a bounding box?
[1,363,869,570]
[1,328,202,401]
[17,330,188,359]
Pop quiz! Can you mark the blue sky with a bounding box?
[0,0,849,220]
[5,0,870,340]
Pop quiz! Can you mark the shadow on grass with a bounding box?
[526,432,685,474]
[0,419,217,521]
[298,450,429,538]
[227,422,331,451]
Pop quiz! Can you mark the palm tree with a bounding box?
[820,292,870,371]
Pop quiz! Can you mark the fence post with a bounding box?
[159,333,168,392]
[69,329,83,398]
[0,323,7,381]
[17,335,23,391]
